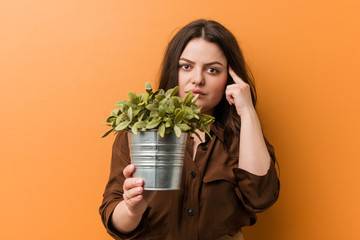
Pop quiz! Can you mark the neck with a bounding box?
[201,108,214,116]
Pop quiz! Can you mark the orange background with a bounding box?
[1,0,359,239]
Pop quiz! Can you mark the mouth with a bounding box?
[187,89,206,96]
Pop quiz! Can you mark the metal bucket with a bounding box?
[128,130,187,190]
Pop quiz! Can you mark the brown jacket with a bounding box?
[99,122,280,240]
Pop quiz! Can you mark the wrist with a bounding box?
[125,203,144,220]
[237,106,256,119]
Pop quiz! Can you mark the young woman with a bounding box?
[100,19,280,240]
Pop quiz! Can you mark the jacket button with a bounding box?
[190,171,196,178]
[188,209,194,216]
[200,143,208,150]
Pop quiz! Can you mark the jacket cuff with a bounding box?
[233,161,280,213]
[104,201,149,240]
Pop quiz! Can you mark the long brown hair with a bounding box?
[157,19,257,150]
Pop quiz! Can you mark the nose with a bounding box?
[191,68,205,85]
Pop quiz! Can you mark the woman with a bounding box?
[99,19,280,240]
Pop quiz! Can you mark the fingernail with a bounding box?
[136,179,142,184]
[129,164,134,170]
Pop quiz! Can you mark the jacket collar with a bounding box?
[210,121,225,142]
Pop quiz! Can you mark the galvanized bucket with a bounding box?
[128,130,187,190]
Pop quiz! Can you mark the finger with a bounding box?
[226,82,250,95]
[123,164,135,178]
[225,86,236,105]
[125,186,143,200]
[123,178,144,191]
[125,194,143,208]
[225,92,235,105]
[229,67,246,85]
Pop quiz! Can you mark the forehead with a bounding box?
[180,38,227,64]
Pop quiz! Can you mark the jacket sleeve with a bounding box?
[99,131,149,240]
[233,137,280,213]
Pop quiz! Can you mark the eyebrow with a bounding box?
[179,57,224,67]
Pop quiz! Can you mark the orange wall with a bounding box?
[1,0,359,239]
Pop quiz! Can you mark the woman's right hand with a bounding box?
[122,164,157,216]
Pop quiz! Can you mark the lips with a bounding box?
[187,89,205,95]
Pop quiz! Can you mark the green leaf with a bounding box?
[168,101,175,113]
[131,124,138,134]
[165,86,179,97]
[199,114,215,121]
[164,118,172,128]
[204,124,211,134]
[101,122,112,126]
[172,96,180,108]
[174,109,185,124]
[204,118,214,125]
[121,113,130,121]
[138,93,149,106]
[183,106,194,119]
[158,105,165,118]
[101,129,114,138]
[170,86,179,96]
[125,101,138,108]
[155,94,165,101]
[146,118,162,129]
[150,110,159,118]
[176,123,191,131]
[128,92,139,104]
[134,121,147,129]
[115,121,130,131]
[111,109,120,116]
[106,116,116,123]
[159,97,168,106]
[184,91,193,105]
[145,82,152,94]
[116,116,122,125]
[120,104,127,113]
[174,96,183,104]
[132,108,142,117]
[174,125,181,137]
[191,93,199,103]
[138,112,145,121]
[115,100,126,108]
[165,128,172,135]
[128,107,133,122]
[193,131,203,142]
[158,122,165,137]
[165,88,172,97]
[192,105,201,114]
[150,89,160,100]
[174,108,181,116]
[142,113,150,122]
[146,104,158,111]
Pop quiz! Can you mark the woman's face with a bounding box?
[178,38,228,115]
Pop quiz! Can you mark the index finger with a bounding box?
[229,67,246,85]
[123,177,143,191]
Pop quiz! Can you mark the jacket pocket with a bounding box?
[202,165,236,185]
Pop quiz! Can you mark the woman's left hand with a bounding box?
[225,67,255,117]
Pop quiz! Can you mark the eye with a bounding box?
[207,68,219,74]
[180,64,191,70]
